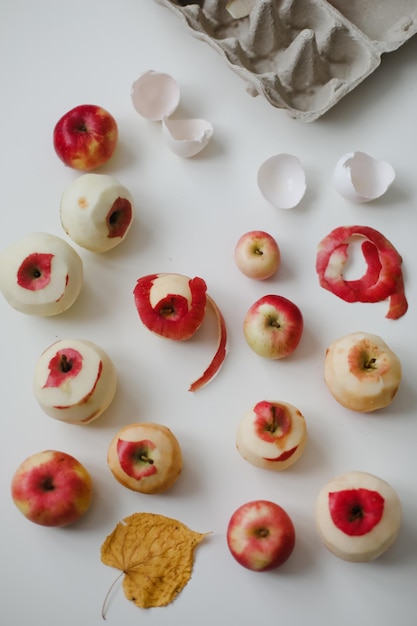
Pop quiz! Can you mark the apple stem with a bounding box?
[256,528,269,538]
[41,476,55,491]
[267,315,280,329]
[60,354,72,373]
[364,357,376,370]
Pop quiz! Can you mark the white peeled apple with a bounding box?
[0,232,83,316]
[236,400,307,470]
[33,339,117,425]
[133,273,227,391]
[107,422,182,494]
[315,470,402,562]
[324,332,401,412]
[60,173,134,253]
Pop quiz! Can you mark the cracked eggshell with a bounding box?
[257,154,306,209]
[162,116,213,158]
[333,151,395,203]
[131,70,180,121]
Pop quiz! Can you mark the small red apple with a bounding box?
[53,104,118,171]
[243,294,303,359]
[11,450,93,527]
[315,471,402,562]
[227,500,295,571]
[234,230,280,280]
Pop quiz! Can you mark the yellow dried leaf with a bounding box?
[100,512,209,612]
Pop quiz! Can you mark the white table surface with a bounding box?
[1,2,416,625]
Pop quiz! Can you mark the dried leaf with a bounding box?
[100,512,209,612]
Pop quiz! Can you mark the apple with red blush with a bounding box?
[227,500,296,571]
[0,232,83,316]
[315,471,402,562]
[33,338,117,425]
[60,173,134,253]
[53,104,118,171]
[234,230,280,280]
[11,450,93,527]
[243,294,303,359]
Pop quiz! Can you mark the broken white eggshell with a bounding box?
[131,70,180,121]
[162,116,213,158]
[333,151,395,203]
[257,154,306,209]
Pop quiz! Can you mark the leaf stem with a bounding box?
[101,570,124,620]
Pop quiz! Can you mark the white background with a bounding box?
[1,2,416,625]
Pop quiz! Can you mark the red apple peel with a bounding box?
[316,225,407,319]
[133,273,227,391]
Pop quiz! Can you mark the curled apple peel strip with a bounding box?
[133,273,227,391]
[316,225,408,319]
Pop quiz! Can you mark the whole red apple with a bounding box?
[227,500,295,571]
[243,294,303,359]
[11,450,93,527]
[53,104,118,171]
[234,230,280,280]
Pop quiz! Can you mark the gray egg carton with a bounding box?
[155,0,417,121]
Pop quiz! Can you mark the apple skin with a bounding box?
[324,332,401,412]
[315,471,402,562]
[0,232,83,316]
[53,104,118,171]
[234,230,280,280]
[11,450,93,527]
[227,500,295,571]
[243,294,303,359]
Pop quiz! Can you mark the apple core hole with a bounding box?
[60,354,73,373]
[256,528,270,538]
[349,505,363,521]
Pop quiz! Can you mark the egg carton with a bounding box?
[155,0,417,121]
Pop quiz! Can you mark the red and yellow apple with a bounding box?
[11,450,93,527]
[243,294,303,359]
[227,500,296,571]
[0,232,83,316]
[315,471,402,562]
[234,230,280,280]
[236,400,307,470]
[324,332,401,412]
[53,104,118,171]
[33,339,117,425]
[107,422,183,494]
[60,173,134,253]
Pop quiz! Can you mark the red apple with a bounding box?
[227,500,295,571]
[234,230,280,280]
[0,232,83,316]
[315,471,402,562]
[107,422,183,494]
[236,400,307,470]
[243,294,303,359]
[33,338,117,425]
[53,104,118,171]
[11,450,93,527]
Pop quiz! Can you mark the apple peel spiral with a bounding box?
[133,273,227,392]
[316,225,407,319]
